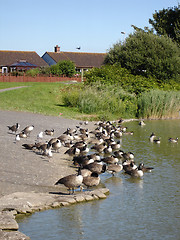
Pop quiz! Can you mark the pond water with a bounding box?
[17,120,180,240]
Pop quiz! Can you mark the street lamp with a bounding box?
[121,31,126,42]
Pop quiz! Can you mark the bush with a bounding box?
[50,60,76,77]
[84,64,159,95]
[26,68,40,77]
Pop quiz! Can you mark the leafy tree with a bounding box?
[104,30,180,81]
[56,60,76,77]
[50,60,76,77]
[149,5,180,46]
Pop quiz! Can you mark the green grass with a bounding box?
[0,82,86,119]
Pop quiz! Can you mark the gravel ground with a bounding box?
[0,110,95,197]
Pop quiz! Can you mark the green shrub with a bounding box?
[50,60,76,77]
[26,68,40,77]
[85,64,160,94]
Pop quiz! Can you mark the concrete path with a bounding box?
[0,110,95,197]
[0,86,30,92]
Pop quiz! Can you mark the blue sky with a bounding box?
[0,0,179,56]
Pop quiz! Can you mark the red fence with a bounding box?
[0,75,82,83]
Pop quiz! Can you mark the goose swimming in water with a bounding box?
[149,132,156,142]
[124,163,144,178]
[168,137,178,143]
[153,138,161,144]
[138,162,154,173]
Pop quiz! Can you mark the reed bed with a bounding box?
[137,90,180,119]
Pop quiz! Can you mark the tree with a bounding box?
[104,29,180,81]
[50,60,76,77]
[149,5,180,46]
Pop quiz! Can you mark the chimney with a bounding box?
[54,45,60,53]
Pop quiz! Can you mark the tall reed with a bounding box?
[137,90,180,119]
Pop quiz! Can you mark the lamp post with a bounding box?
[121,31,126,42]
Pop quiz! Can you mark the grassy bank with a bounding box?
[0,82,86,119]
[0,82,179,120]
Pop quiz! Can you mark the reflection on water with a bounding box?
[17,120,180,240]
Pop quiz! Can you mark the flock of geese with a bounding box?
[7,119,178,194]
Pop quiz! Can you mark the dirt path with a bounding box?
[0,110,95,197]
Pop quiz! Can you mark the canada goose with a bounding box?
[64,147,80,156]
[89,136,104,145]
[58,134,73,143]
[119,126,127,132]
[78,145,89,154]
[149,132,156,142]
[79,128,89,135]
[83,161,106,174]
[114,130,123,138]
[72,141,86,148]
[7,123,20,133]
[122,151,135,160]
[138,162,154,173]
[48,138,58,145]
[63,141,73,148]
[139,120,146,126]
[73,155,94,167]
[18,131,27,139]
[107,163,123,176]
[153,138,161,144]
[80,168,93,177]
[123,131,134,135]
[168,137,178,143]
[114,150,124,158]
[118,118,124,123]
[15,134,21,142]
[88,153,101,161]
[91,142,107,153]
[52,139,61,152]
[44,129,54,136]
[55,168,83,194]
[124,164,144,178]
[102,156,119,164]
[22,125,34,135]
[38,142,50,152]
[79,133,89,141]
[63,127,76,135]
[123,160,137,172]
[103,145,113,154]
[42,144,53,158]
[110,140,121,150]
[83,172,100,188]
[22,143,35,150]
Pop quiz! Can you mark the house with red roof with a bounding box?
[42,45,106,74]
[0,50,48,74]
